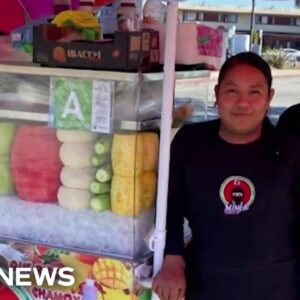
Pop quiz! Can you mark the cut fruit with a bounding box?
[111,172,157,216]
[141,132,159,171]
[57,129,99,143]
[60,167,96,189]
[0,122,17,155]
[140,171,157,209]
[111,132,159,176]
[59,142,94,168]
[58,186,91,211]
[0,158,15,196]
[0,155,9,164]
[111,175,143,217]
[112,134,143,177]
[10,125,62,203]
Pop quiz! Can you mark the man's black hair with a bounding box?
[218,52,272,91]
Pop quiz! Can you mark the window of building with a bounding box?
[183,11,197,22]
[294,17,300,26]
[202,12,219,22]
[220,13,238,23]
[274,16,292,26]
[256,15,272,25]
[198,13,203,21]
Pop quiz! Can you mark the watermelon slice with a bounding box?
[10,125,62,203]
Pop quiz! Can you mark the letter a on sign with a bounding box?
[61,90,84,121]
[51,77,93,130]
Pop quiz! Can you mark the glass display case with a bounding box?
[0,63,209,300]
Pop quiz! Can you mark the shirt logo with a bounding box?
[219,176,255,215]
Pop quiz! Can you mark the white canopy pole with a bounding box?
[151,1,178,298]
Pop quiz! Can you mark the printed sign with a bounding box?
[50,77,114,133]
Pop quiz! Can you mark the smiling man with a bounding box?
[153,52,300,300]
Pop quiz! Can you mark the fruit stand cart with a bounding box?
[0,0,214,299]
[0,62,209,300]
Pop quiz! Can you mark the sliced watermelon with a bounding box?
[10,125,62,203]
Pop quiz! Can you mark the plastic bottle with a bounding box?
[116,0,139,31]
[81,278,98,300]
[78,0,95,12]
[143,0,164,26]
[99,2,118,34]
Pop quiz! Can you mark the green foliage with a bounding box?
[251,29,259,44]
[262,49,289,69]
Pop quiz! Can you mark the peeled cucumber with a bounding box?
[95,164,112,183]
[91,153,111,167]
[90,194,111,212]
[94,136,112,155]
[90,181,111,194]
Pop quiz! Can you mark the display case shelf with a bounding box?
[0,63,210,260]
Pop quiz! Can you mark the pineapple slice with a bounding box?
[111,171,157,217]
[112,134,143,177]
[141,132,159,172]
[111,175,143,217]
[112,132,159,177]
[141,171,157,210]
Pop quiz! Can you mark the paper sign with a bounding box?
[50,77,114,133]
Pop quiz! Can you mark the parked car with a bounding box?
[282,48,300,62]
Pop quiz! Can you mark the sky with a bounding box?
[187,0,297,9]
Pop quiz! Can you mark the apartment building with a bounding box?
[178,3,300,49]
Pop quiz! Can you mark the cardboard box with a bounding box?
[33,24,160,72]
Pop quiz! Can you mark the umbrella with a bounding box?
[0,0,115,34]
[0,1,27,34]
[21,0,79,19]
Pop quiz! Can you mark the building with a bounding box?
[178,3,300,49]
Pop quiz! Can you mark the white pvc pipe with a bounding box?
[152,0,178,278]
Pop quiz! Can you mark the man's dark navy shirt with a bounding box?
[165,119,300,300]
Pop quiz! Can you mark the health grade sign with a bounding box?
[50,77,114,134]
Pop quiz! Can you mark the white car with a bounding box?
[282,48,300,62]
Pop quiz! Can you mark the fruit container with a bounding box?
[0,62,209,300]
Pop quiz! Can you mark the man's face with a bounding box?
[215,64,274,139]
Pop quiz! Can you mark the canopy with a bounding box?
[0,0,111,34]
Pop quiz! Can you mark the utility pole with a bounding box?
[249,0,255,51]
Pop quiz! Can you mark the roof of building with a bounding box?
[178,3,300,16]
